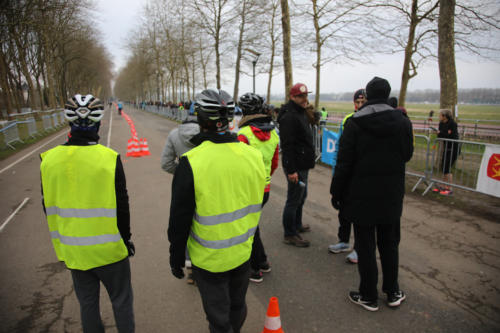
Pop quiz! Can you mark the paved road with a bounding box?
[1,106,499,332]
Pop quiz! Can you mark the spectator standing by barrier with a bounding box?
[40,94,135,332]
[237,93,280,283]
[320,107,328,126]
[168,89,266,333]
[160,114,200,284]
[278,83,315,247]
[328,89,366,264]
[436,109,459,196]
[331,77,414,311]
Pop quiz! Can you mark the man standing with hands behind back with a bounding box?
[331,77,413,311]
[278,83,316,248]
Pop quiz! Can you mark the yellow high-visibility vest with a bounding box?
[237,126,279,187]
[40,144,128,270]
[184,140,266,272]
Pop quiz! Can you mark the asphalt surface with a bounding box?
[0,106,499,332]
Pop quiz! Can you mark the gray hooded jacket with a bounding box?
[161,121,200,174]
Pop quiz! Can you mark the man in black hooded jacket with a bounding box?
[331,77,413,311]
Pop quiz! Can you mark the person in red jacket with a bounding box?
[237,93,280,283]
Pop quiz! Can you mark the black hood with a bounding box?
[352,103,405,138]
[190,131,237,146]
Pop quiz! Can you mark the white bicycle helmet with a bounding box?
[64,94,104,129]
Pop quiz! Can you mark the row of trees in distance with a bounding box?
[114,0,499,110]
[0,0,113,117]
[1,0,499,118]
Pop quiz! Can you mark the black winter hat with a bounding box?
[366,77,391,100]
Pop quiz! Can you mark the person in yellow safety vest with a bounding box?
[168,89,266,333]
[40,94,135,333]
[328,89,366,264]
[320,107,328,126]
[237,92,280,284]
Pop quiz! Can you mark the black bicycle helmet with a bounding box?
[195,89,234,132]
[64,94,104,130]
[238,93,265,116]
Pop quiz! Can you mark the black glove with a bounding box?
[331,197,341,210]
[171,267,185,279]
[126,240,135,257]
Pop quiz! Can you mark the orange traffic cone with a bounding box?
[126,138,142,157]
[262,297,284,333]
[139,138,151,156]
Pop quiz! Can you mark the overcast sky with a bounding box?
[95,0,500,96]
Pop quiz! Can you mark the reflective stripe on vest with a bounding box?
[51,230,122,246]
[184,140,266,273]
[189,226,257,249]
[46,207,116,218]
[237,126,279,187]
[40,144,128,271]
[194,203,261,225]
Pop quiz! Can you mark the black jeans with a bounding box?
[71,257,134,333]
[250,192,270,271]
[354,220,401,301]
[192,261,250,333]
[282,169,308,237]
[338,209,352,244]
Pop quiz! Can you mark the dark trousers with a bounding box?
[353,221,400,301]
[338,209,352,243]
[71,257,135,333]
[193,261,250,333]
[250,192,270,271]
[282,169,308,237]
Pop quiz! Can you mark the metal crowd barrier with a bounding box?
[0,121,23,149]
[426,138,485,193]
[396,136,489,195]
[1,109,64,150]
[42,115,53,131]
[319,124,493,196]
[139,104,189,123]
[52,113,59,127]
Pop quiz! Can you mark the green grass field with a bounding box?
[271,100,500,123]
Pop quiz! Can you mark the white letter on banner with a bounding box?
[327,138,336,153]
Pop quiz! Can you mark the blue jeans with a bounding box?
[282,169,308,237]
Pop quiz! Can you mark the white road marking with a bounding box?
[0,197,30,233]
[107,107,113,147]
[0,131,67,175]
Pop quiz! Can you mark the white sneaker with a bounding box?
[328,242,350,254]
[346,250,358,264]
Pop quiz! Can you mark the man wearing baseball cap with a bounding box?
[277,83,315,247]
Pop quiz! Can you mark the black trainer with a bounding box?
[259,261,271,273]
[348,291,379,311]
[249,270,263,283]
[387,291,406,307]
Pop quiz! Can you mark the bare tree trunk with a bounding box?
[438,0,457,110]
[233,0,248,101]
[191,52,196,99]
[399,0,419,107]
[312,0,322,110]
[266,47,275,103]
[280,0,293,102]
[0,49,14,115]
